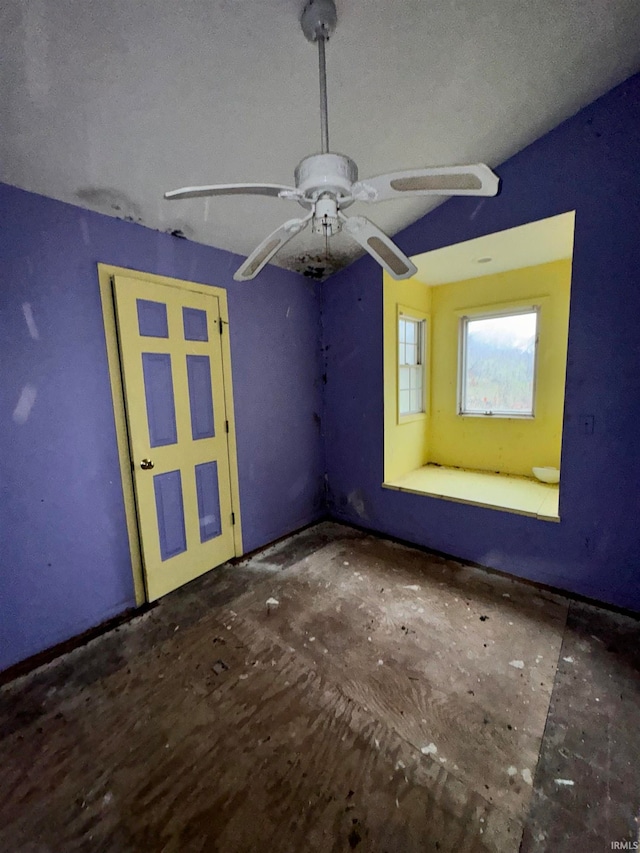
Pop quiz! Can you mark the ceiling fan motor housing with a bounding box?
[294,153,358,200]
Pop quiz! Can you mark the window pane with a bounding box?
[463,311,537,414]
[398,316,426,416]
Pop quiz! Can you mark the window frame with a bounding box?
[397,307,428,422]
[457,304,540,419]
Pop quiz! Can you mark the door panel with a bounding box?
[186,355,216,440]
[142,353,178,446]
[153,470,188,560]
[195,461,222,542]
[113,275,236,600]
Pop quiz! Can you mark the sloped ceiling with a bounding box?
[1,0,639,279]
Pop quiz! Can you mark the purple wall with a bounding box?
[322,72,640,612]
[3,72,639,673]
[0,185,324,671]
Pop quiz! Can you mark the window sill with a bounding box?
[383,464,559,521]
[458,412,535,420]
[398,411,428,425]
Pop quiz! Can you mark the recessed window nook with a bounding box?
[383,213,575,520]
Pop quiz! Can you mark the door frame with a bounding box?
[97,263,243,605]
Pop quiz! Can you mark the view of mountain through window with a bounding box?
[461,310,538,415]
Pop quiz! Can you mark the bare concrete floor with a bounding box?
[1,522,638,852]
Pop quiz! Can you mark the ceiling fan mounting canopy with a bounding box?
[300,0,337,43]
[164,0,500,281]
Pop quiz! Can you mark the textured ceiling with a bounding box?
[2,0,639,279]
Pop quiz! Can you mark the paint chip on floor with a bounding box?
[522,768,533,785]
[509,660,525,669]
[554,779,575,786]
[421,743,437,756]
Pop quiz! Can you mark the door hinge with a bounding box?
[219,317,223,334]
[231,512,236,526]
[225,420,229,433]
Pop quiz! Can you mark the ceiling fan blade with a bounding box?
[353,164,499,202]
[339,214,417,280]
[234,215,312,282]
[164,183,301,201]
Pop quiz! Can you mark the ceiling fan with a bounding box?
[164,0,500,281]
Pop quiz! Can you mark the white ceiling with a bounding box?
[2,1,639,279]
[412,211,576,285]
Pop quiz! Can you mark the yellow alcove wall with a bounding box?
[429,259,572,476]
[384,258,572,482]
[383,274,431,481]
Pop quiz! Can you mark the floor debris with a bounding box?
[1,522,637,853]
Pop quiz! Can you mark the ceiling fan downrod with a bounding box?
[318,37,329,154]
[301,0,337,154]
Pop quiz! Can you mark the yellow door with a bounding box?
[112,274,236,600]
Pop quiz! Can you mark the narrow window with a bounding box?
[398,315,425,416]
[459,308,538,417]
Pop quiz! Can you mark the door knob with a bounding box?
[140,459,155,470]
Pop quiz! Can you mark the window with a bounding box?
[459,308,538,417]
[398,315,425,416]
